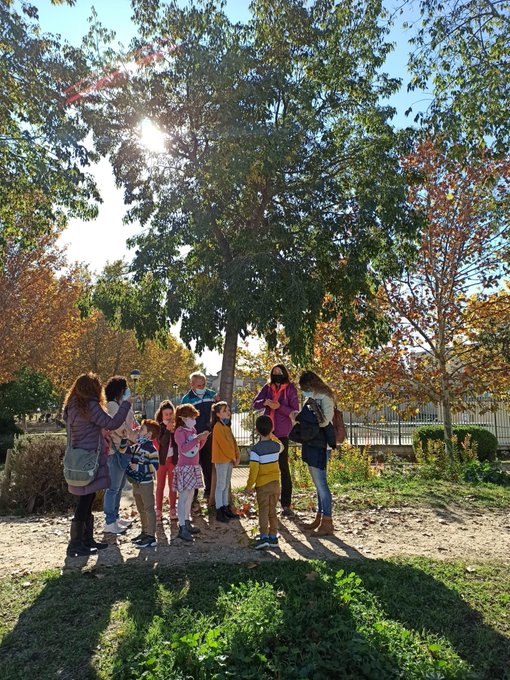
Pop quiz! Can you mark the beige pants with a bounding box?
[256,480,280,536]
[132,480,156,537]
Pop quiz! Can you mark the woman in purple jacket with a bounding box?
[64,372,132,557]
[252,364,299,516]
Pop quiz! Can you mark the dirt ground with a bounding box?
[1,486,509,575]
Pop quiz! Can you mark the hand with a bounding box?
[263,399,271,407]
[197,431,209,441]
[129,462,137,470]
[267,400,280,410]
[234,457,240,467]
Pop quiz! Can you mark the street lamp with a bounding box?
[172,382,178,404]
[130,369,141,399]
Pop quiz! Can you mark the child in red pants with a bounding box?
[155,400,177,521]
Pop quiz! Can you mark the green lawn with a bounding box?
[0,558,509,679]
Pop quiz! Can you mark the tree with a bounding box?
[78,0,416,403]
[0,367,57,428]
[0,0,97,260]
[378,140,510,453]
[406,0,510,150]
[0,227,85,386]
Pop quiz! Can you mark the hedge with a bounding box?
[412,425,497,462]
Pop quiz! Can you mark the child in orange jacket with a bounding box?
[211,401,240,523]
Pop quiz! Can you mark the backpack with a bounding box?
[63,422,101,487]
[332,406,347,445]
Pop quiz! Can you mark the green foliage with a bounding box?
[80,0,417,369]
[0,0,98,260]
[1,434,72,514]
[413,424,498,462]
[3,559,510,679]
[0,368,57,421]
[415,438,477,482]
[407,0,510,151]
[290,443,375,487]
[462,460,510,487]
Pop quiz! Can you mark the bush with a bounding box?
[290,443,375,487]
[412,425,497,462]
[1,433,73,514]
[462,460,510,486]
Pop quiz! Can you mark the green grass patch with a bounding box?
[0,558,508,679]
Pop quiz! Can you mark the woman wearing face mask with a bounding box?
[172,404,210,541]
[296,370,336,536]
[252,364,299,516]
[103,375,139,534]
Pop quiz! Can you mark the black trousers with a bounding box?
[193,434,213,500]
[278,437,292,508]
[73,492,95,521]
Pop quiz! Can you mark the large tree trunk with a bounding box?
[219,320,238,403]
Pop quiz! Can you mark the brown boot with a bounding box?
[313,515,334,536]
[303,512,322,530]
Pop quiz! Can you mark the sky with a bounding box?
[29,0,423,373]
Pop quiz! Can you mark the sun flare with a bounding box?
[139,118,166,153]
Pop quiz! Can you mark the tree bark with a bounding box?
[441,372,454,457]
[219,319,238,403]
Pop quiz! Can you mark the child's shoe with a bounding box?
[170,508,178,521]
[177,525,194,542]
[185,519,200,534]
[253,535,270,550]
[267,534,279,548]
[137,535,157,548]
[131,532,145,544]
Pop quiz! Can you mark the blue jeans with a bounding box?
[103,453,127,524]
[215,462,233,508]
[308,464,332,517]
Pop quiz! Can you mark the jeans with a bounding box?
[215,462,233,508]
[308,464,332,517]
[278,437,292,508]
[103,453,127,524]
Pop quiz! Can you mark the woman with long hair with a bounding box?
[297,370,335,536]
[64,372,132,557]
[252,364,299,516]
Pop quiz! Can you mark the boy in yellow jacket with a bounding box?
[245,415,283,549]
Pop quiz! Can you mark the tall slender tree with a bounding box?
[78,0,416,402]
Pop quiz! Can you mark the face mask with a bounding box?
[221,418,231,426]
[194,388,206,396]
[183,417,196,429]
[272,375,284,384]
[302,390,313,399]
[123,387,131,400]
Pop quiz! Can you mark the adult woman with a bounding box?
[64,372,132,557]
[297,370,335,536]
[103,375,138,534]
[252,364,299,516]
[155,400,177,521]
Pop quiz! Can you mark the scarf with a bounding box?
[268,382,288,427]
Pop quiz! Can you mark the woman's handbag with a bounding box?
[63,422,101,487]
[332,406,347,444]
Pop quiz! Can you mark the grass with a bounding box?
[0,558,509,679]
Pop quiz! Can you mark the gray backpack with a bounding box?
[63,420,101,487]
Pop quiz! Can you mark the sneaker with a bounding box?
[117,517,133,528]
[177,525,194,542]
[281,507,295,517]
[137,535,157,548]
[169,508,178,521]
[103,521,126,534]
[131,532,146,544]
[267,535,279,547]
[253,536,270,550]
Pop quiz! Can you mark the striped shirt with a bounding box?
[246,438,283,489]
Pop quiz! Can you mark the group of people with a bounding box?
[63,366,337,556]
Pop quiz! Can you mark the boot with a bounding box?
[216,507,229,523]
[67,519,94,557]
[177,524,194,542]
[313,516,334,536]
[223,505,237,519]
[303,512,322,531]
[185,519,200,534]
[84,515,108,551]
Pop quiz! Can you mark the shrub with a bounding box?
[462,460,510,486]
[290,443,375,487]
[415,436,477,481]
[1,433,73,514]
[412,425,497,462]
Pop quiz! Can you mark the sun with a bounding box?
[139,118,167,153]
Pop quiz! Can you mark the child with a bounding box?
[155,400,177,521]
[173,404,209,541]
[211,401,240,523]
[127,419,161,549]
[245,415,283,550]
